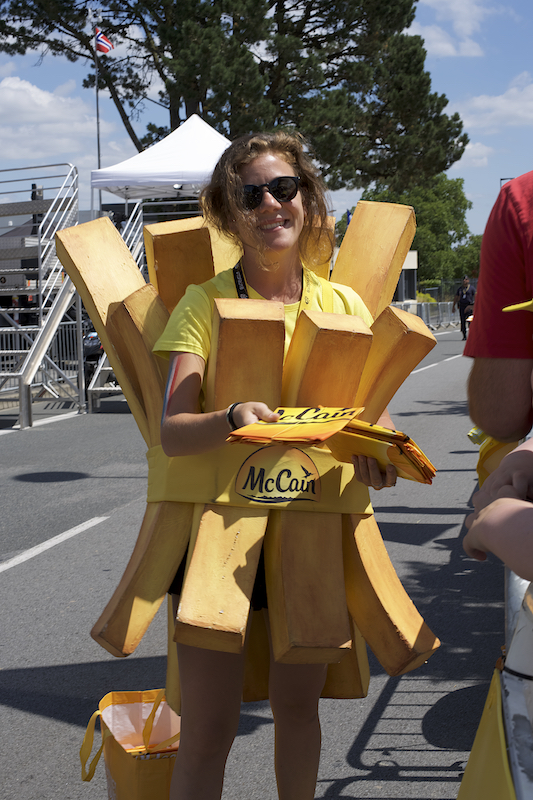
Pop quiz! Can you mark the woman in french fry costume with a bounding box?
[153,132,399,800]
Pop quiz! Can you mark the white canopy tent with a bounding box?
[90,114,231,202]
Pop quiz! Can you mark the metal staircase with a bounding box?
[0,179,201,426]
[0,164,82,426]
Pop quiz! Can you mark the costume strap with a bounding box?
[233,261,249,298]
[232,263,329,315]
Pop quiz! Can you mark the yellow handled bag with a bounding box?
[80,688,181,800]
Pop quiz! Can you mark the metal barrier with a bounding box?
[0,318,87,407]
[406,301,460,330]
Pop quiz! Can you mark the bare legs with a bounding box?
[169,641,247,800]
[169,607,327,800]
[266,611,328,800]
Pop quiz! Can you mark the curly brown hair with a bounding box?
[200,131,333,267]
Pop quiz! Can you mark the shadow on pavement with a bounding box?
[317,486,503,798]
[0,656,167,728]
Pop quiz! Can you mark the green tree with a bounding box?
[0,0,468,190]
[337,174,472,282]
[455,234,483,279]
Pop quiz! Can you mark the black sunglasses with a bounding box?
[243,176,300,210]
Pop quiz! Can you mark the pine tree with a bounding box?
[0,0,468,189]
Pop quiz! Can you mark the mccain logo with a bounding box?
[235,446,321,504]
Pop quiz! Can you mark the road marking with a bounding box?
[0,410,81,436]
[0,516,109,573]
[412,354,463,374]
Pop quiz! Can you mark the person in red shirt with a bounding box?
[465,171,533,442]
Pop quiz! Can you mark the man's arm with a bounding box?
[468,357,533,441]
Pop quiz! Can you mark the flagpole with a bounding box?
[94,29,102,215]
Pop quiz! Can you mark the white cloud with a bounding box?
[54,79,77,98]
[409,22,483,56]
[455,72,533,131]
[0,75,116,160]
[410,1,515,57]
[418,0,494,38]
[450,141,494,169]
[0,62,16,78]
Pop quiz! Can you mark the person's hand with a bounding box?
[475,446,533,510]
[230,401,279,429]
[463,495,531,565]
[352,455,397,490]
[463,528,487,561]
[472,480,524,516]
[463,507,491,561]
[464,496,518,561]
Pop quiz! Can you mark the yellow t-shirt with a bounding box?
[153,266,373,363]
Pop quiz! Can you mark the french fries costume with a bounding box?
[55,201,440,713]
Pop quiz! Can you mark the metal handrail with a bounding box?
[38,166,79,318]
[121,201,144,271]
[0,163,81,425]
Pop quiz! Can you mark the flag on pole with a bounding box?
[95,27,114,53]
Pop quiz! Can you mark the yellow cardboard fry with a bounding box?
[174,505,269,653]
[264,509,352,663]
[281,309,373,407]
[354,306,436,424]
[342,513,440,675]
[331,201,416,320]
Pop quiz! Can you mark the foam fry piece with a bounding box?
[264,509,352,663]
[205,298,285,412]
[331,201,416,320]
[354,306,436,424]
[241,612,370,701]
[503,298,533,313]
[281,310,373,407]
[91,501,194,657]
[109,284,170,447]
[174,504,269,653]
[322,618,370,698]
[342,513,440,675]
[144,217,242,312]
[477,438,519,487]
[55,217,150,444]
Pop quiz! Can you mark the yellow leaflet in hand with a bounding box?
[227,406,364,446]
[327,418,436,485]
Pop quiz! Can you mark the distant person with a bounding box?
[453,275,475,340]
[465,170,533,442]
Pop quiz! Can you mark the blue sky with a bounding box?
[0,0,531,234]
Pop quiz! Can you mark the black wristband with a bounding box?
[226,402,242,431]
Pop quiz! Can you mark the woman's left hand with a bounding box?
[352,455,397,490]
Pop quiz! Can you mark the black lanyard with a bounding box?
[233,262,249,298]
[233,260,316,312]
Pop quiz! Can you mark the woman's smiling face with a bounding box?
[237,152,305,260]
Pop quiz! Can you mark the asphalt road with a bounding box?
[0,328,505,800]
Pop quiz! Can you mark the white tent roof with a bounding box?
[90,114,231,200]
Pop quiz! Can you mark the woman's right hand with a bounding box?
[230,402,280,429]
[160,352,281,456]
